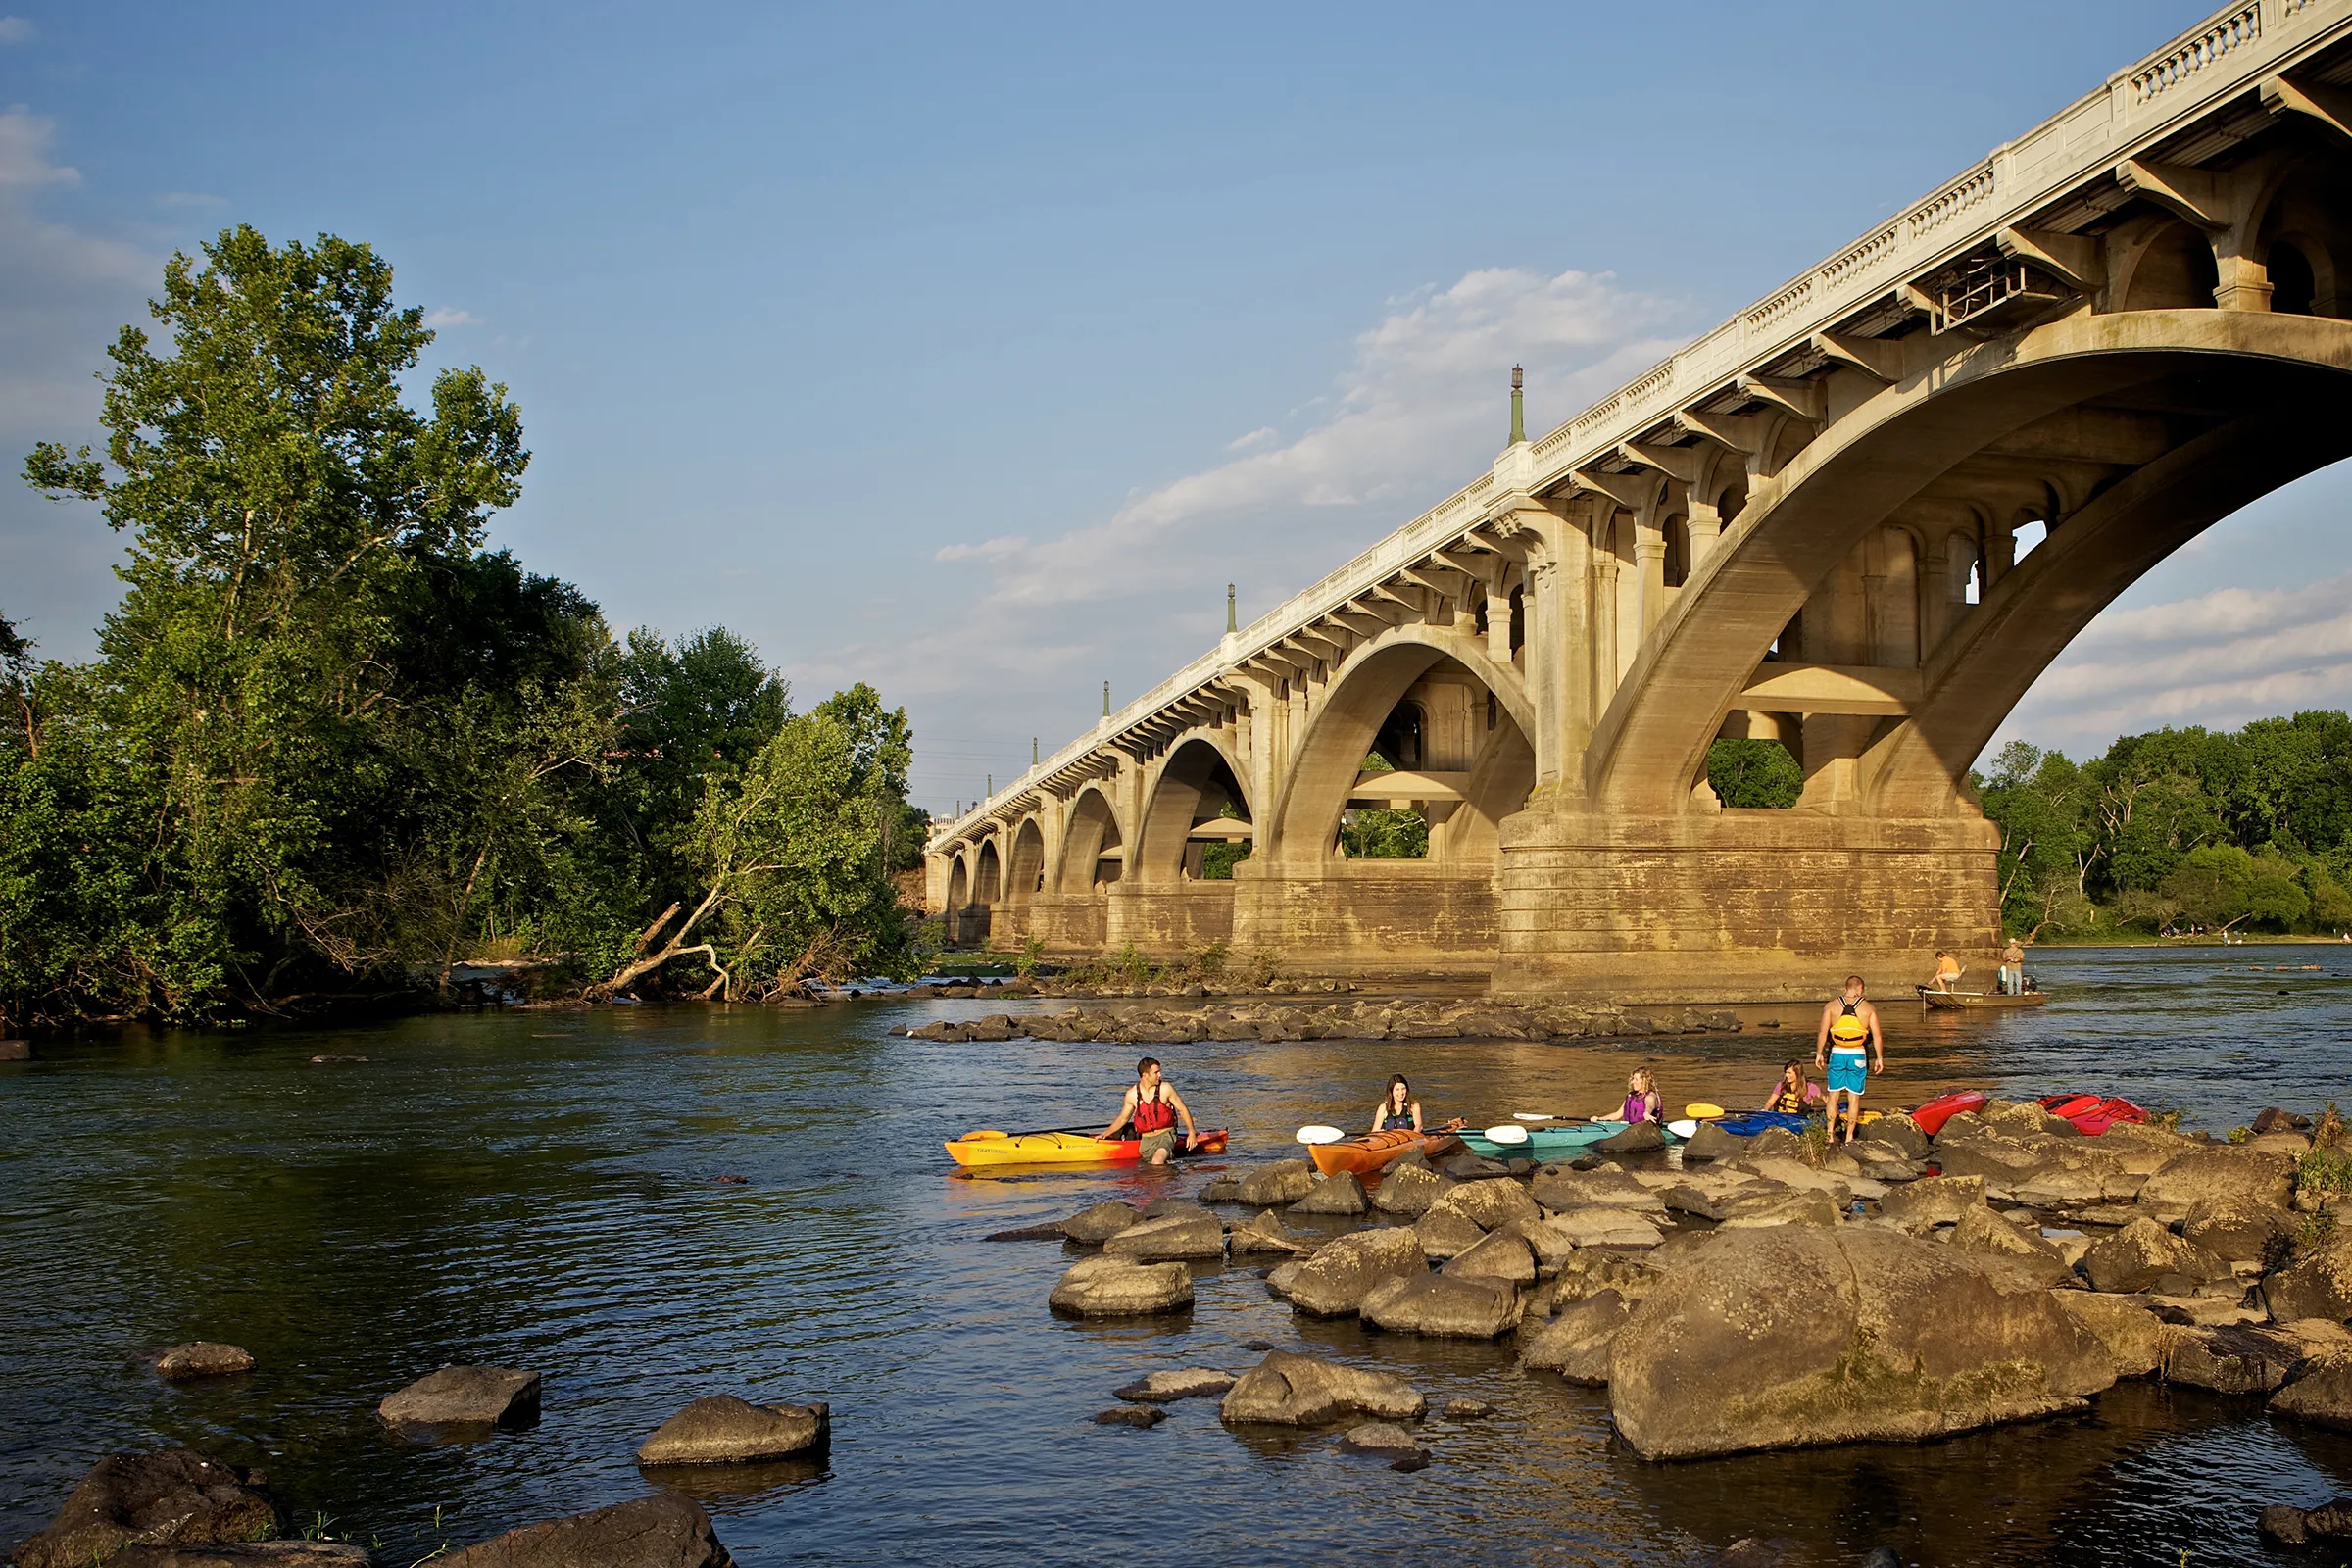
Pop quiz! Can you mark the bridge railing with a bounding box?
[928,0,2347,854]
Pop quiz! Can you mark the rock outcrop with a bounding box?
[2135,1145,2293,1221]
[1218,1350,1425,1425]
[1060,1200,1142,1244]
[2081,1218,2223,1295]
[1606,1226,2115,1459]
[2266,1239,2352,1322]
[2271,1352,2352,1430]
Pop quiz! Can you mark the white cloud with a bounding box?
[0,18,34,44]
[424,306,481,329]
[933,534,1028,563]
[1227,425,1278,452]
[1999,568,2352,757]
[0,106,76,188]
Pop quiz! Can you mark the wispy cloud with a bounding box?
[0,18,34,45]
[424,306,481,329]
[1227,425,1279,453]
[2000,568,2352,756]
[934,534,1028,563]
[0,106,77,188]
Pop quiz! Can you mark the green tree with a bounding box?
[1339,753,1427,858]
[1976,741,2094,937]
[1706,737,1802,808]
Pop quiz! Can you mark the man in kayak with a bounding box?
[1098,1056,1200,1165]
[1813,975,1884,1145]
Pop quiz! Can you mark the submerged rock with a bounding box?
[1218,1350,1424,1425]
[438,1493,731,1568]
[8,1451,279,1568]
[154,1344,255,1382]
[635,1396,828,1465]
[1606,1226,2115,1460]
[1049,1257,1194,1317]
[1337,1421,1425,1457]
[378,1367,541,1433]
[1113,1368,1236,1403]
[1093,1405,1166,1427]
[1102,1209,1224,1261]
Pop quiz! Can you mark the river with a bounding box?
[3,945,2349,1566]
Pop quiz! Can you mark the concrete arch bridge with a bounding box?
[929,0,2352,1003]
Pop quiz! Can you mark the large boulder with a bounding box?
[1369,1164,1452,1217]
[1437,1178,1539,1232]
[2163,1326,2303,1394]
[1950,1207,2078,1290]
[2272,1351,2352,1430]
[1060,1200,1142,1244]
[437,1494,731,1568]
[1237,1160,1316,1206]
[2181,1194,2294,1264]
[2051,1291,2170,1378]
[1290,1172,1368,1216]
[1218,1350,1425,1426]
[1445,1230,1538,1286]
[379,1367,542,1432]
[1361,1272,1520,1338]
[1531,1168,1657,1211]
[1592,1122,1665,1155]
[1283,1227,1427,1317]
[1923,1134,2043,1187]
[8,1452,279,1568]
[1606,1226,2116,1460]
[1856,1114,1930,1163]
[1680,1124,1744,1162]
[1048,1256,1194,1317]
[1653,1175,1762,1223]
[1412,1205,1486,1260]
[2081,1218,2224,1295]
[2136,1146,2293,1221]
[635,1396,829,1465]
[2266,1240,2352,1322]
[1878,1175,1986,1235]
[1101,1210,1224,1261]
[1520,1291,1628,1382]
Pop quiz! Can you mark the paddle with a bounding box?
[1480,1123,1531,1146]
[1665,1117,1699,1139]
[1296,1124,1346,1145]
[1684,1102,1727,1120]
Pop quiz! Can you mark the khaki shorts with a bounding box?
[1139,1128,1178,1159]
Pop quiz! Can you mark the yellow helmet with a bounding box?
[1831,1014,1869,1043]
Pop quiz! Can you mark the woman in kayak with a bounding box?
[1368,1074,1424,1134]
[1621,1068,1663,1125]
[1760,1061,1819,1114]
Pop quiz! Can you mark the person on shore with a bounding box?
[1369,1074,1424,1134]
[1927,951,1964,993]
[1099,1056,1199,1165]
[1999,939,2026,995]
[1814,975,1884,1145]
[1761,1061,1818,1114]
[1621,1068,1663,1125]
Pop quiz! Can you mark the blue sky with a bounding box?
[2,0,2344,811]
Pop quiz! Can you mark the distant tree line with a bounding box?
[0,227,925,1033]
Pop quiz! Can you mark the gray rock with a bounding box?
[2181,1194,2294,1262]
[1440,1152,1511,1179]
[1102,1211,1225,1261]
[2082,1218,2224,1295]
[1744,1126,1805,1160]
[1719,1188,1841,1229]
[1360,1272,1521,1339]
[1337,1421,1424,1456]
[1592,1121,1665,1155]
[1679,1123,1743,1162]
[2051,1291,2170,1378]
[1531,1168,1657,1211]
[8,1452,280,1568]
[2165,1326,2302,1394]
[437,1493,731,1568]
[635,1396,828,1465]
[1520,1290,1628,1383]
[2272,1352,2352,1430]
[1049,1256,1195,1317]
[2137,1145,2294,1221]
[1606,1226,2116,1460]
[1949,1206,2077,1289]
[1544,1206,1666,1249]
[378,1367,541,1432]
[1444,1229,1538,1286]
[154,1344,255,1382]
[2266,1239,2352,1322]
[1412,1204,1487,1259]
[1059,1200,1143,1244]
[1227,1208,1311,1256]
[1856,1114,1930,1162]
[103,1548,370,1567]
[1370,1163,1453,1217]
[1291,1171,1369,1215]
[1436,1178,1540,1231]
[1113,1367,1237,1402]
[1198,1176,1244,1203]
[1541,1250,1664,1310]
[1218,1349,1425,1425]
[1443,1397,1494,1419]
[1284,1227,1428,1317]
[1237,1160,1316,1205]
[1093,1405,1165,1427]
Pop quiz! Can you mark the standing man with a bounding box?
[1814,975,1884,1146]
[1099,1056,1199,1166]
[1999,938,2026,995]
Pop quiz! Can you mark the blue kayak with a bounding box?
[1707,1110,1813,1138]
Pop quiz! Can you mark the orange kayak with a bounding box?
[1307,1126,1461,1180]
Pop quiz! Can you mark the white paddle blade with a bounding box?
[1482,1123,1531,1146]
[1296,1124,1346,1146]
[1512,1111,1556,1122]
[1666,1118,1699,1140]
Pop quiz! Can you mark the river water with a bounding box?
[4,946,2350,1567]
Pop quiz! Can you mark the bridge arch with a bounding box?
[1266,626,1535,869]
[1056,784,1126,895]
[1005,815,1047,906]
[1587,308,2352,818]
[1135,732,1251,885]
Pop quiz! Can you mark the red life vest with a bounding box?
[1132,1087,1176,1134]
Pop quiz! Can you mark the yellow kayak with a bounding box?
[944,1127,1230,1168]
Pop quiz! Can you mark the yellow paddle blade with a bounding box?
[1685,1102,1726,1119]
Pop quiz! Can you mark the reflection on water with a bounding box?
[1,946,2348,1565]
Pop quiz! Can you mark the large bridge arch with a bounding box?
[1134,732,1252,885]
[1587,309,2352,818]
[1056,784,1126,895]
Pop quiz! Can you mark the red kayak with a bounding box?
[1909,1090,1987,1137]
[2038,1094,2148,1136]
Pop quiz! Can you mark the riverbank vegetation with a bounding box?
[0,227,923,1033]
[1977,714,2352,940]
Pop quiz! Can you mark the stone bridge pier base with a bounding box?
[1490,804,2001,1004]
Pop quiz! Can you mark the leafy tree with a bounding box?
[1707,737,1802,808]
[1340,753,1427,858]
[1975,742,2093,938]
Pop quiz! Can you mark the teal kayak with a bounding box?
[1459,1121,1635,1159]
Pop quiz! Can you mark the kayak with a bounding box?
[1918,987,2047,1009]
[1307,1126,1461,1179]
[1458,1122,1630,1159]
[2037,1094,2149,1136]
[1710,1109,1813,1139]
[944,1127,1230,1168]
[1908,1090,1988,1137]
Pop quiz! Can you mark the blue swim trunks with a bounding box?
[1827,1049,1869,1094]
